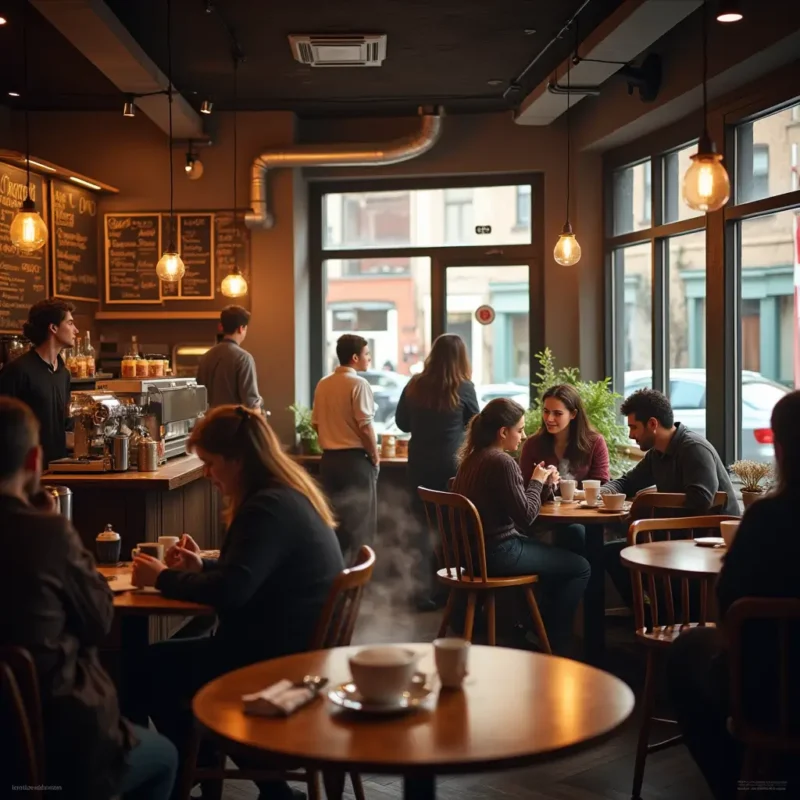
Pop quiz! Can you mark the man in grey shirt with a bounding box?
[603,388,739,608]
[196,305,262,409]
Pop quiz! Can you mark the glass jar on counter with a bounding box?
[135,357,149,378]
[121,353,137,378]
[145,354,166,377]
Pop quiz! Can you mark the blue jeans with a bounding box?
[485,534,590,655]
[118,724,178,800]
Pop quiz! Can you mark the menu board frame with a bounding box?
[162,212,215,301]
[104,213,163,305]
[50,179,100,303]
[0,162,49,333]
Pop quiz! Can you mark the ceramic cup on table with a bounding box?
[602,493,626,512]
[560,480,577,502]
[583,480,601,507]
[131,542,164,562]
[720,520,740,548]
[434,638,470,689]
[158,536,180,558]
[348,646,422,704]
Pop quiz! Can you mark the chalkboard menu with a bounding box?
[51,179,99,302]
[214,213,250,292]
[161,213,214,300]
[0,163,47,333]
[104,214,162,303]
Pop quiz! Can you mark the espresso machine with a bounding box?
[97,377,207,461]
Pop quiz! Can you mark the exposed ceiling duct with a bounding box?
[515,0,701,126]
[30,0,204,139]
[245,107,444,230]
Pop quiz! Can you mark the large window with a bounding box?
[611,161,651,235]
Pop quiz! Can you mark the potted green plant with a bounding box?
[288,403,322,455]
[728,460,773,508]
[524,348,631,478]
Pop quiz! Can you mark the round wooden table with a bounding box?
[620,539,725,578]
[193,643,635,800]
[538,500,631,664]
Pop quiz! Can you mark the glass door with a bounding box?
[436,259,542,410]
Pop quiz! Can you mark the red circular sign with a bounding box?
[475,304,495,325]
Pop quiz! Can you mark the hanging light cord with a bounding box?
[701,0,709,138]
[23,0,31,197]
[232,55,238,273]
[167,0,175,250]
[565,42,572,225]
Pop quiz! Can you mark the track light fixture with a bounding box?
[200,99,213,114]
[184,149,204,180]
[123,97,136,117]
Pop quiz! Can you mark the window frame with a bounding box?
[309,173,543,391]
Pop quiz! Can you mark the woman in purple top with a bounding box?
[453,398,590,655]
[520,385,610,555]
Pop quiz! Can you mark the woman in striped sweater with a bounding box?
[452,398,590,655]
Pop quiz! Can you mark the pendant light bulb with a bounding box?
[156,250,185,282]
[10,198,48,252]
[716,0,743,23]
[221,267,248,298]
[682,136,730,212]
[553,222,582,267]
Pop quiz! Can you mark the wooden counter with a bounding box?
[292,454,408,468]
[45,454,205,490]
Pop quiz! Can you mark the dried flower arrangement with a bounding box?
[729,460,773,494]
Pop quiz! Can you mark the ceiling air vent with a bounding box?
[288,34,387,67]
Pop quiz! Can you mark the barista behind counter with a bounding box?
[0,300,77,464]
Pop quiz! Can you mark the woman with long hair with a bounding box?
[131,405,343,798]
[519,384,609,554]
[453,398,590,655]
[668,390,800,798]
[395,334,479,609]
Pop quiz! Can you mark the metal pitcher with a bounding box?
[43,485,73,521]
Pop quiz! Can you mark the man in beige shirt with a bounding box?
[312,334,379,563]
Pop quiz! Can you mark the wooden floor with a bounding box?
[215,600,712,800]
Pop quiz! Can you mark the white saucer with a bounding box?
[132,586,161,594]
[694,537,725,548]
[327,677,434,715]
[578,500,602,509]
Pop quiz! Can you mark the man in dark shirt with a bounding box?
[0,397,178,799]
[0,298,76,464]
[602,388,739,606]
[196,304,262,409]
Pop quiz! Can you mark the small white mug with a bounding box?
[720,520,740,548]
[602,493,626,511]
[560,480,577,502]
[434,638,470,689]
[158,536,180,556]
[349,647,421,704]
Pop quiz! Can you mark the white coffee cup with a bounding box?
[560,479,577,502]
[602,493,626,511]
[720,520,740,548]
[348,646,421,704]
[434,638,470,689]
[131,542,164,562]
[158,536,180,555]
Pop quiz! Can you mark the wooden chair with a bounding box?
[0,646,45,798]
[629,490,729,521]
[180,546,377,800]
[726,598,800,798]
[419,487,551,652]
[625,515,739,800]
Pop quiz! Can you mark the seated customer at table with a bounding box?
[0,397,177,800]
[667,390,800,799]
[452,398,590,655]
[520,383,610,553]
[131,404,344,800]
[601,388,739,607]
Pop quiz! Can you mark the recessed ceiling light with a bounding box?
[0,17,7,25]
[487,79,504,86]
[8,91,20,97]
[524,29,536,35]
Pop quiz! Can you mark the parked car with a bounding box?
[476,383,530,410]
[623,369,788,462]
[362,370,410,434]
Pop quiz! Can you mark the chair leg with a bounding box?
[486,592,496,646]
[179,724,202,800]
[323,770,346,800]
[524,587,552,655]
[631,650,657,800]
[350,772,367,800]
[463,592,477,642]
[437,590,455,638]
[307,769,321,800]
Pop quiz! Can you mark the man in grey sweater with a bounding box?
[602,388,739,607]
[197,305,262,410]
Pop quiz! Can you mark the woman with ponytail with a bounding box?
[131,405,343,798]
[453,398,590,655]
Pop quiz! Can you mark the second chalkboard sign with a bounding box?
[161,213,215,300]
[104,214,162,304]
